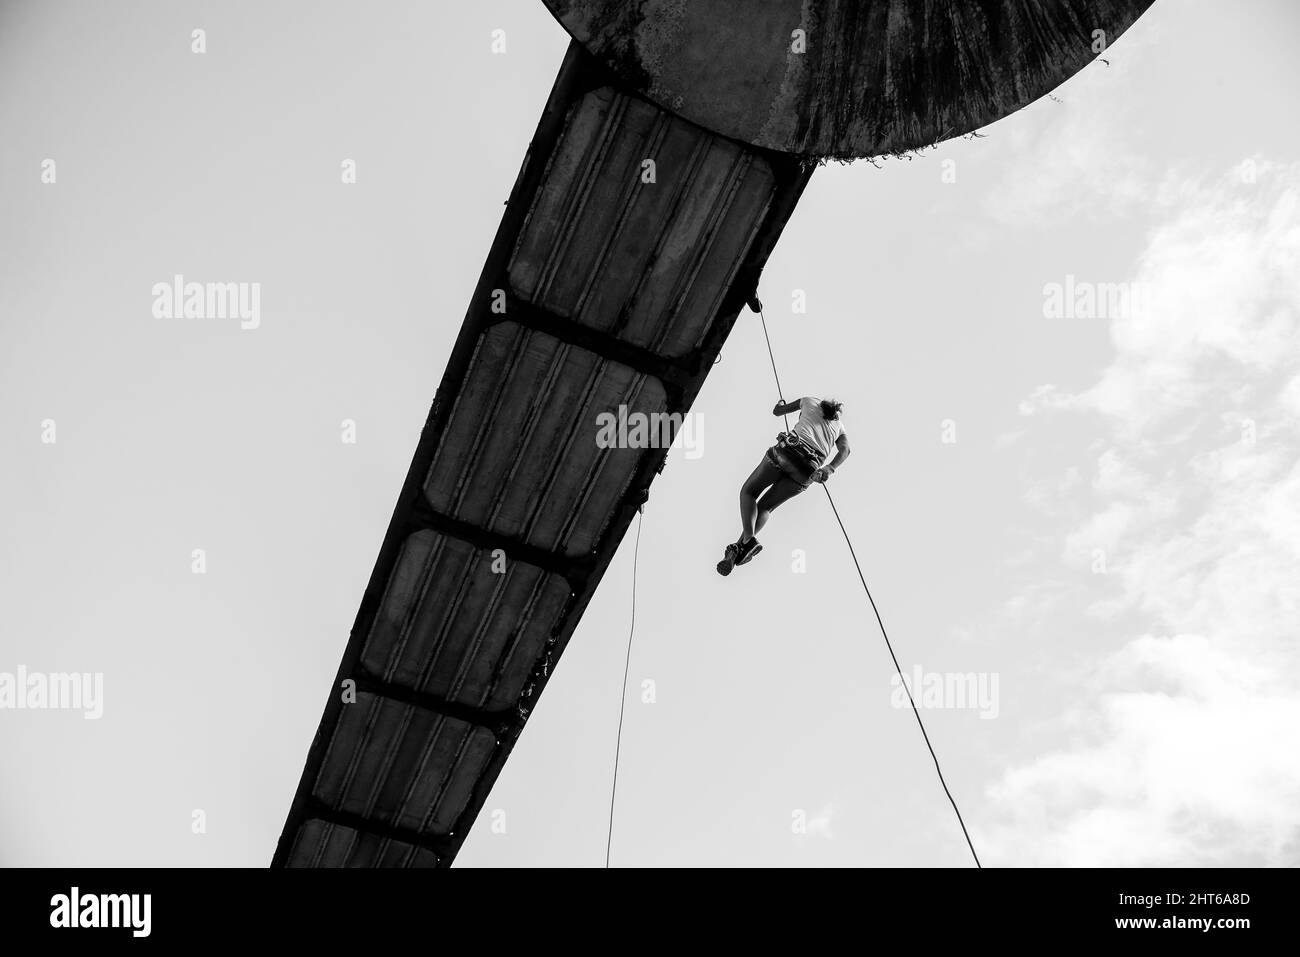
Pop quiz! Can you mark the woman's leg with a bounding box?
[754,475,807,534]
[739,458,782,542]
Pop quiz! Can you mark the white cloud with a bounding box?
[1019,164,1300,439]
[988,635,1300,866]
[986,163,1300,866]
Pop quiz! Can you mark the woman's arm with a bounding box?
[773,398,801,417]
[815,434,851,481]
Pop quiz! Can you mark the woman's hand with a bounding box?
[812,467,832,483]
[772,400,786,416]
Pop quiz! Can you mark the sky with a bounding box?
[1,0,1298,867]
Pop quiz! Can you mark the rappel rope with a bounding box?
[605,508,642,867]
[603,307,982,869]
[757,304,982,868]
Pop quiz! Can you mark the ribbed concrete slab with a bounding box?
[508,86,777,355]
[273,42,812,867]
[361,531,571,711]
[285,818,441,868]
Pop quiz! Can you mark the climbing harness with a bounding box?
[773,430,824,475]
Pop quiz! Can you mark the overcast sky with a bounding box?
[2,0,1298,867]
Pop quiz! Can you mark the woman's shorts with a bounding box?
[765,445,814,489]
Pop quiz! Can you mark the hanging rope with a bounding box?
[756,305,983,868]
[605,506,643,868]
[758,307,791,430]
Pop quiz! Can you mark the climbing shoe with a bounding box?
[736,538,763,565]
[716,542,740,576]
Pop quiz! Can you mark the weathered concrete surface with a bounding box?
[544,0,1155,158]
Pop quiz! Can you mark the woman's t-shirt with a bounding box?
[791,396,844,462]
